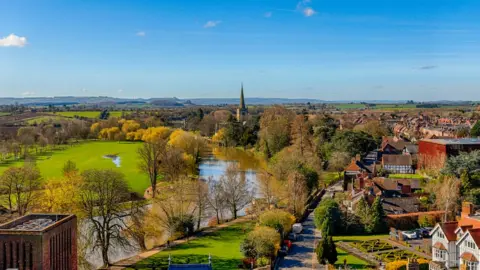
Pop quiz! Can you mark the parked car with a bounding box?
[419,227,433,238]
[292,223,303,234]
[402,230,418,240]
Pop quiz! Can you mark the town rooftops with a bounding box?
[438,221,459,241]
[382,154,413,166]
[0,214,74,233]
[421,138,480,145]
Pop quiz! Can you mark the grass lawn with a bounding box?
[335,248,370,269]
[53,111,125,118]
[0,141,150,195]
[322,171,342,186]
[0,112,10,116]
[389,173,424,179]
[129,220,255,270]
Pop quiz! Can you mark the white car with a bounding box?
[402,230,418,239]
[292,223,303,234]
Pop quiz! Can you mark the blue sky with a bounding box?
[1,0,480,100]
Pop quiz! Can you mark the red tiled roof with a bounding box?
[461,252,478,262]
[461,225,474,232]
[441,222,459,241]
[468,228,480,248]
[433,242,447,250]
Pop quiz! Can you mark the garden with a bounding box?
[351,239,397,253]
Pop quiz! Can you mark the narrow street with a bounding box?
[278,182,343,269]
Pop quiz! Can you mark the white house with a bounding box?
[430,222,459,269]
[456,228,480,270]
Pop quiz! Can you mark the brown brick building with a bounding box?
[418,138,480,168]
[0,214,77,270]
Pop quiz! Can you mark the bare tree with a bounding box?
[220,164,254,219]
[160,145,188,181]
[286,171,307,217]
[207,177,226,224]
[437,176,460,222]
[329,152,351,179]
[193,179,210,230]
[137,138,167,198]
[78,169,131,267]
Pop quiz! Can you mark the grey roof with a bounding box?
[169,265,212,270]
[404,144,419,154]
[421,138,480,145]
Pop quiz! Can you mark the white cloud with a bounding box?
[118,89,124,93]
[204,21,221,28]
[303,7,316,17]
[0,33,28,47]
[81,88,87,93]
[136,31,146,37]
[264,12,272,18]
[22,91,35,97]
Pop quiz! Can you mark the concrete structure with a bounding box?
[419,138,480,168]
[0,214,77,270]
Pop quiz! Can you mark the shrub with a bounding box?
[257,257,270,267]
[386,259,429,270]
[258,209,295,237]
[241,226,281,259]
[418,215,436,227]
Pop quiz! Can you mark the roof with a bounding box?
[461,252,479,262]
[169,265,213,270]
[421,138,480,145]
[441,222,460,241]
[455,225,474,234]
[397,179,421,189]
[382,197,421,215]
[433,242,447,250]
[382,154,412,166]
[345,160,372,173]
[404,144,419,154]
[468,228,480,247]
[0,214,73,232]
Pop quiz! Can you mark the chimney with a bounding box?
[355,154,361,161]
[359,177,365,189]
[462,202,474,217]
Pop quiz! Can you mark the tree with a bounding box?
[314,198,341,234]
[220,164,254,219]
[442,150,480,183]
[329,151,351,174]
[206,178,226,224]
[259,106,295,157]
[330,130,377,158]
[355,196,373,231]
[241,226,280,259]
[193,179,209,230]
[62,160,78,177]
[258,210,295,238]
[326,236,338,265]
[286,170,307,217]
[354,120,389,140]
[316,235,330,265]
[169,129,207,165]
[137,138,168,198]
[0,164,42,215]
[437,176,461,221]
[370,196,388,233]
[78,169,131,267]
[291,115,312,156]
[472,121,480,137]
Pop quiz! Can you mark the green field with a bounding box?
[389,173,424,179]
[54,111,125,118]
[25,115,68,124]
[335,248,370,269]
[0,112,10,117]
[0,141,149,194]
[129,220,255,270]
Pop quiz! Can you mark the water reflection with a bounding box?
[103,154,121,167]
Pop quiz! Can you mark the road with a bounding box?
[278,182,343,269]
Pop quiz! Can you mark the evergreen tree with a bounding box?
[371,197,388,233]
[326,236,338,265]
[321,218,333,237]
[316,235,330,265]
[355,196,373,232]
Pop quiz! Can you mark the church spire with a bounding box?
[240,83,246,109]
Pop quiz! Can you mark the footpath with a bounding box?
[108,215,252,270]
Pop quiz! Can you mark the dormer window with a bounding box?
[437,231,445,239]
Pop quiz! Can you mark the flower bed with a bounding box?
[350,239,397,253]
[375,250,424,263]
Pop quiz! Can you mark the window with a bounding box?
[437,231,445,239]
[466,240,477,249]
[467,261,477,270]
[435,248,446,260]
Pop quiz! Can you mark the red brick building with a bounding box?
[0,214,77,270]
[418,138,480,168]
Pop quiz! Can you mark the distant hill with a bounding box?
[0,96,476,106]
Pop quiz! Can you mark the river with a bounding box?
[84,147,264,269]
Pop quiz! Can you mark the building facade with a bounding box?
[0,214,77,270]
[419,138,480,168]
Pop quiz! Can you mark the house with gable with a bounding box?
[430,221,459,269]
[430,203,480,269]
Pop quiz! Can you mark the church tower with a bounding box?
[236,83,248,122]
